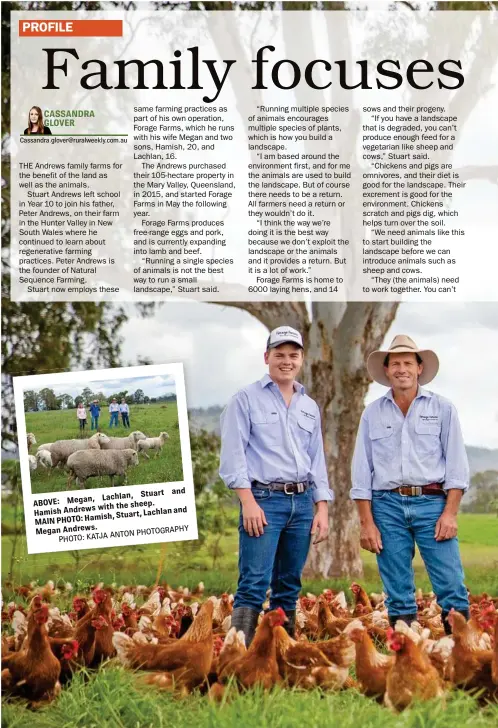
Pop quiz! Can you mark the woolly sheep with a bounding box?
[27,433,37,452]
[36,449,53,468]
[99,431,147,451]
[28,455,37,471]
[137,432,170,459]
[50,432,111,468]
[37,442,54,453]
[66,448,139,489]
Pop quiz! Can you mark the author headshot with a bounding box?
[24,106,52,135]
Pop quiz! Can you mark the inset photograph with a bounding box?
[16,366,184,494]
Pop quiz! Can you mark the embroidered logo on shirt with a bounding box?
[300,410,316,420]
[419,415,439,422]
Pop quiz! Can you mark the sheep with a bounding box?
[99,431,147,451]
[28,455,37,472]
[49,432,111,468]
[66,449,139,489]
[37,443,54,453]
[36,449,53,469]
[137,432,169,459]
[27,433,37,452]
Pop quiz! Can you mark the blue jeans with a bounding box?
[371,490,469,617]
[121,413,130,428]
[109,412,119,427]
[234,486,314,613]
[91,415,99,430]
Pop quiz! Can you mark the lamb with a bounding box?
[36,450,53,469]
[66,449,139,489]
[99,431,146,451]
[49,432,111,468]
[28,455,37,472]
[137,432,170,459]
[27,433,37,452]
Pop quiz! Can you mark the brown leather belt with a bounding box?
[252,481,310,494]
[393,483,446,497]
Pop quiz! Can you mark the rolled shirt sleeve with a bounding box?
[308,408,334,503]
[219,392,252,490]
[441,402,469,492]
[350,411,374,500]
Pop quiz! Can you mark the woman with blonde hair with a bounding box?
[24,106,52,135]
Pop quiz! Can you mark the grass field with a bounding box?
[2,512,497,725]
[25,404,184,494]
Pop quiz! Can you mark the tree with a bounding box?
[81,386,94,403]
[59,394,75,409]
[38,387,60,411]
[133,389,145,404]
[23,390,39,412]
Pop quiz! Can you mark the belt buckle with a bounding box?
[283,483,294,495]
[412,486,422,496]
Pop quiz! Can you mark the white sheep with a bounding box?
[27,433,37,452]
[50,432,111,468]
[37,442,54,453]
[36,449,53,469]
[99,431,147,451]
[137,432,170,459]
[66,448,139,489]
[28,455,37,471]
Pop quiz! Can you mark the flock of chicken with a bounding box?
[1,579,497,711]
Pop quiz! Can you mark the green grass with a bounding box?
[2,513,498,725]
[1,665,497,728]
[26,404,183,494]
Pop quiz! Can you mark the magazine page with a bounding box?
[2,1,497,726]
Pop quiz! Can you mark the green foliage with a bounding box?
[462,471,498,515]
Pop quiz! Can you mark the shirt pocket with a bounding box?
[415,420,441,458]
[296,413,314,447]
[249,408,279,426]
[369,425,395,462]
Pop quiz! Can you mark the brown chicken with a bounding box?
[113,599,214,693]
[213,593,233,629]
[314,631,356,669]
[384,627,445,711]
[274,624,333,688]
[121,603,139,634]
[349,625,394,698]
[351,583,373,616]
[217,608,287,690]
[447,609,497,699]
[90,589,116,665]
[1,605,62,706]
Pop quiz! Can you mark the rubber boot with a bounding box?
[442,609,469,635]
[231,606,260,647]
[388,613,417,628]
[283,609,296,638]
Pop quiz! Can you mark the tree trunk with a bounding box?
[220,301,398,577]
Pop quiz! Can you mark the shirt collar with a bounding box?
[260,373,305,394]
[383,385,431,402]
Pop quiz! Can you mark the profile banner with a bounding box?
[19,19,123,37]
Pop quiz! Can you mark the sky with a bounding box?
[46,375,176,401]
[120,301,498,450]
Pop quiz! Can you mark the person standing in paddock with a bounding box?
[89,399,101,430]
[351,335,470,634]
[219,326,333,646]
[120,398,130,428]
[76,402,87,432]
[109,398,120,428]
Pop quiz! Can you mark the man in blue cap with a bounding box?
[220,325,334,645]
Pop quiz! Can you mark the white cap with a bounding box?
[267,326,304,350]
